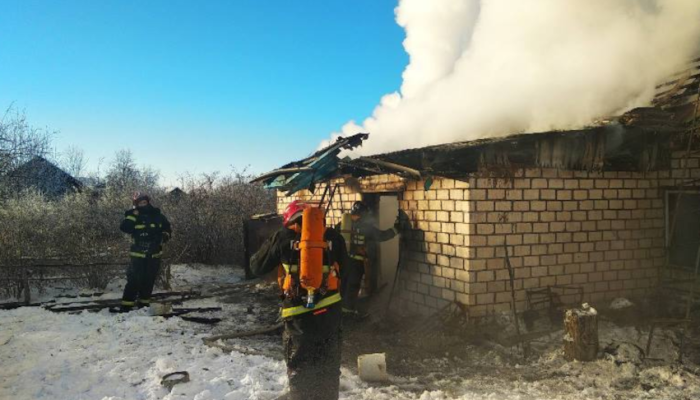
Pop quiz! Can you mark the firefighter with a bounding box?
[338,201,399,316]
[250,200,345,400]
[119,192,172,311]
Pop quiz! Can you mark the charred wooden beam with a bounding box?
[250,167,315,183]
[356,157,422,179]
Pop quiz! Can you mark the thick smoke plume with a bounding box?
[329,0,700,155]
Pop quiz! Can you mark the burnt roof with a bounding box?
[369,125,671,179]
[653,56,700,112]
[363,57,700,179]
[255,57,699,193]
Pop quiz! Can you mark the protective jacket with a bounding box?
[250,226,346,319]
[120,205,172,258]
[337,217,397,261]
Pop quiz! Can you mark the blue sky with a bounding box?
[0,0,407,184]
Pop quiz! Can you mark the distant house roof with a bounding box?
[167,187,186,199]
[4,156,83,198]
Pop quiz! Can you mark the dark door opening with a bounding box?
[666,190,700,269]
[362,193,400,294]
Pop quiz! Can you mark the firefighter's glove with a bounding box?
[394,210,411,232]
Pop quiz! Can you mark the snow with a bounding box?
[565,303,598,319]
[168,264,244,290]
[610,298,635,310]
[0,263,245,307]
[2,265,700,400]
[0,307,286,400]
[0,306,450,400]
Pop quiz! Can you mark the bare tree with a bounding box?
[0,107,52,174]
[59,146,87,178]
[105,149,160,193]
[0,106,55,200]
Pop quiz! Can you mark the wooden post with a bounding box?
[563,303,599,361]
[503,243,528,359]
[21,269,31,305]
[164,264,172,291]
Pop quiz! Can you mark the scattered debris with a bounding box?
[180,316,221,325]
[43,290,201,313]
[611,298,635,310]
[525,285,584,329]
[161,371,190,392]
[604,342,645,365]
[203,322,283,345]
[149,302,173,316]
[358,353,389,383]
[0,332,12,346]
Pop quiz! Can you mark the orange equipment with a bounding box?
[299,207,326,308]
[277,205,341,312]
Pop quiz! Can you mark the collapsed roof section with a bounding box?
[250,133,369,195]
[250,133,425,195]
[652,56,700,113]
[252,57,700,195]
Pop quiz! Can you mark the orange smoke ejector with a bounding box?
[299,206,326,308]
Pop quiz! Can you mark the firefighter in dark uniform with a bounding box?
[338,201,399,316]
[250,200,346,400]
[119,192,172,311]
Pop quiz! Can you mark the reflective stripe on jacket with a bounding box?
[281,292,342,319]
[120,206,172,258]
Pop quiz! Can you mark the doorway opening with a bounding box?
[361,192,400,296]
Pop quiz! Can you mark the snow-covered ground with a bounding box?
[0,265,433,400]
[2,265,699,400]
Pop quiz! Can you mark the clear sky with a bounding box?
[0,0,407,185]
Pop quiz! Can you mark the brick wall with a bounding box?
[397,177,472,315]
[276,151,700,318]
[457,169,665,317]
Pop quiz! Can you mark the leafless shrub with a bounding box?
[163,170,275,265]
[0,170,275,298]
[0,190,128,297]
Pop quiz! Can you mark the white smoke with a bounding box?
[328,0,700,155]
